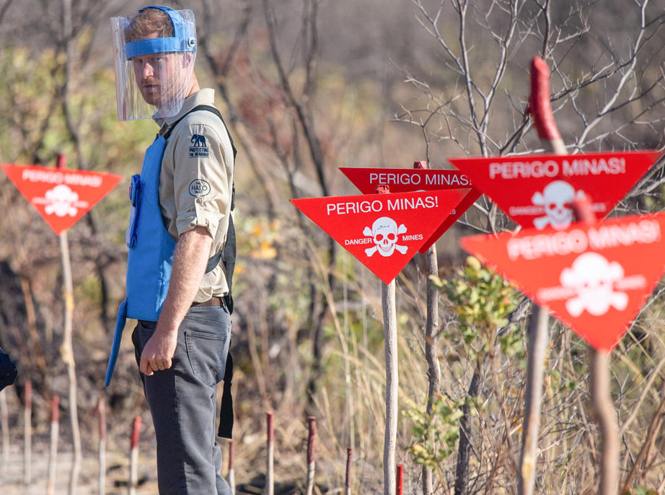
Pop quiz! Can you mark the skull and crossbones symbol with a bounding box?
[532,181,586,230]
[560,252,628,317]
[363,217,407,257]
[44,185,80,217]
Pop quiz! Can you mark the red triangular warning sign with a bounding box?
[419,188,482,254]
[291,190,462,284]
[339,167,473,194]
[460,213,665,351]
[448,151,661,230]
[339,167,481,253]
[2,164,123,235]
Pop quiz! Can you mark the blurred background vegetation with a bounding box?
[1,0,665,493]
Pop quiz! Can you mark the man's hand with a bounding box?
[140,326,179,376]
[139,226,213,376]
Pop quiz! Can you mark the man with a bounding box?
[106,6,236,494]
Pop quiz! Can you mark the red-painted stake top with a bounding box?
[131,416,142,449]
[307,417,316,464]
[51,395,60,423]
[339,167,482,253]
[25,381,32,409]
[291,190,463,284]
[529,56,561,142]
[2,164,123,235]
[266,411,274,442]
[448,151,661,231]
[228,440,235,469]
[461,213,665,351]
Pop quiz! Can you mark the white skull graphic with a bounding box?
[44,185,79,217]
[532,181,586,230]
[363,217,407,257]
[560,252,628,317]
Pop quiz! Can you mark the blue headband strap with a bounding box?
[126,37,183,59]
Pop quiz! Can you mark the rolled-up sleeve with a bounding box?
[171,123,233,239]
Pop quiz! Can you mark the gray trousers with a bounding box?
[132,304,232,495]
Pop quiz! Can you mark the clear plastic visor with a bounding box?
[110,11,196,122]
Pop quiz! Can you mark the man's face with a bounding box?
[131,32,183,108]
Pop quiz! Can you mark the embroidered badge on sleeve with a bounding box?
[189,134,210,157]
[189,179,211,197]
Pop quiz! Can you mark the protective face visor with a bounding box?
[111,6,197,121]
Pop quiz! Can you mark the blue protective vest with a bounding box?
[106,134,174,386]
[125,135,176,321]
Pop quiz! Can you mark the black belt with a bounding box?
[191,296,225,308]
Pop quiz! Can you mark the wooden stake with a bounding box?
[129,416,141,495]
[396,464,403,495]
[56,154,82,495]
[24,380,31,486]
[573,195,619,495]
[382,279,398,495]
[228,440,235,495]
[589,348,619,495]
[94,396,106,495]
[1,390,9,478]
[377,184,398,495]
[414,160,440,495]
[345,448,352,495]
[518,57,559,495]
[305,416,316,495]
[519,305,549,495]
[266,411,274,495]
[47,395,60,495]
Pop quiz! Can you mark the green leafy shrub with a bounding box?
[404,394,464,468]
[431,256,520,361]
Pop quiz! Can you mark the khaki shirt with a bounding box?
[155,89,235,303]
